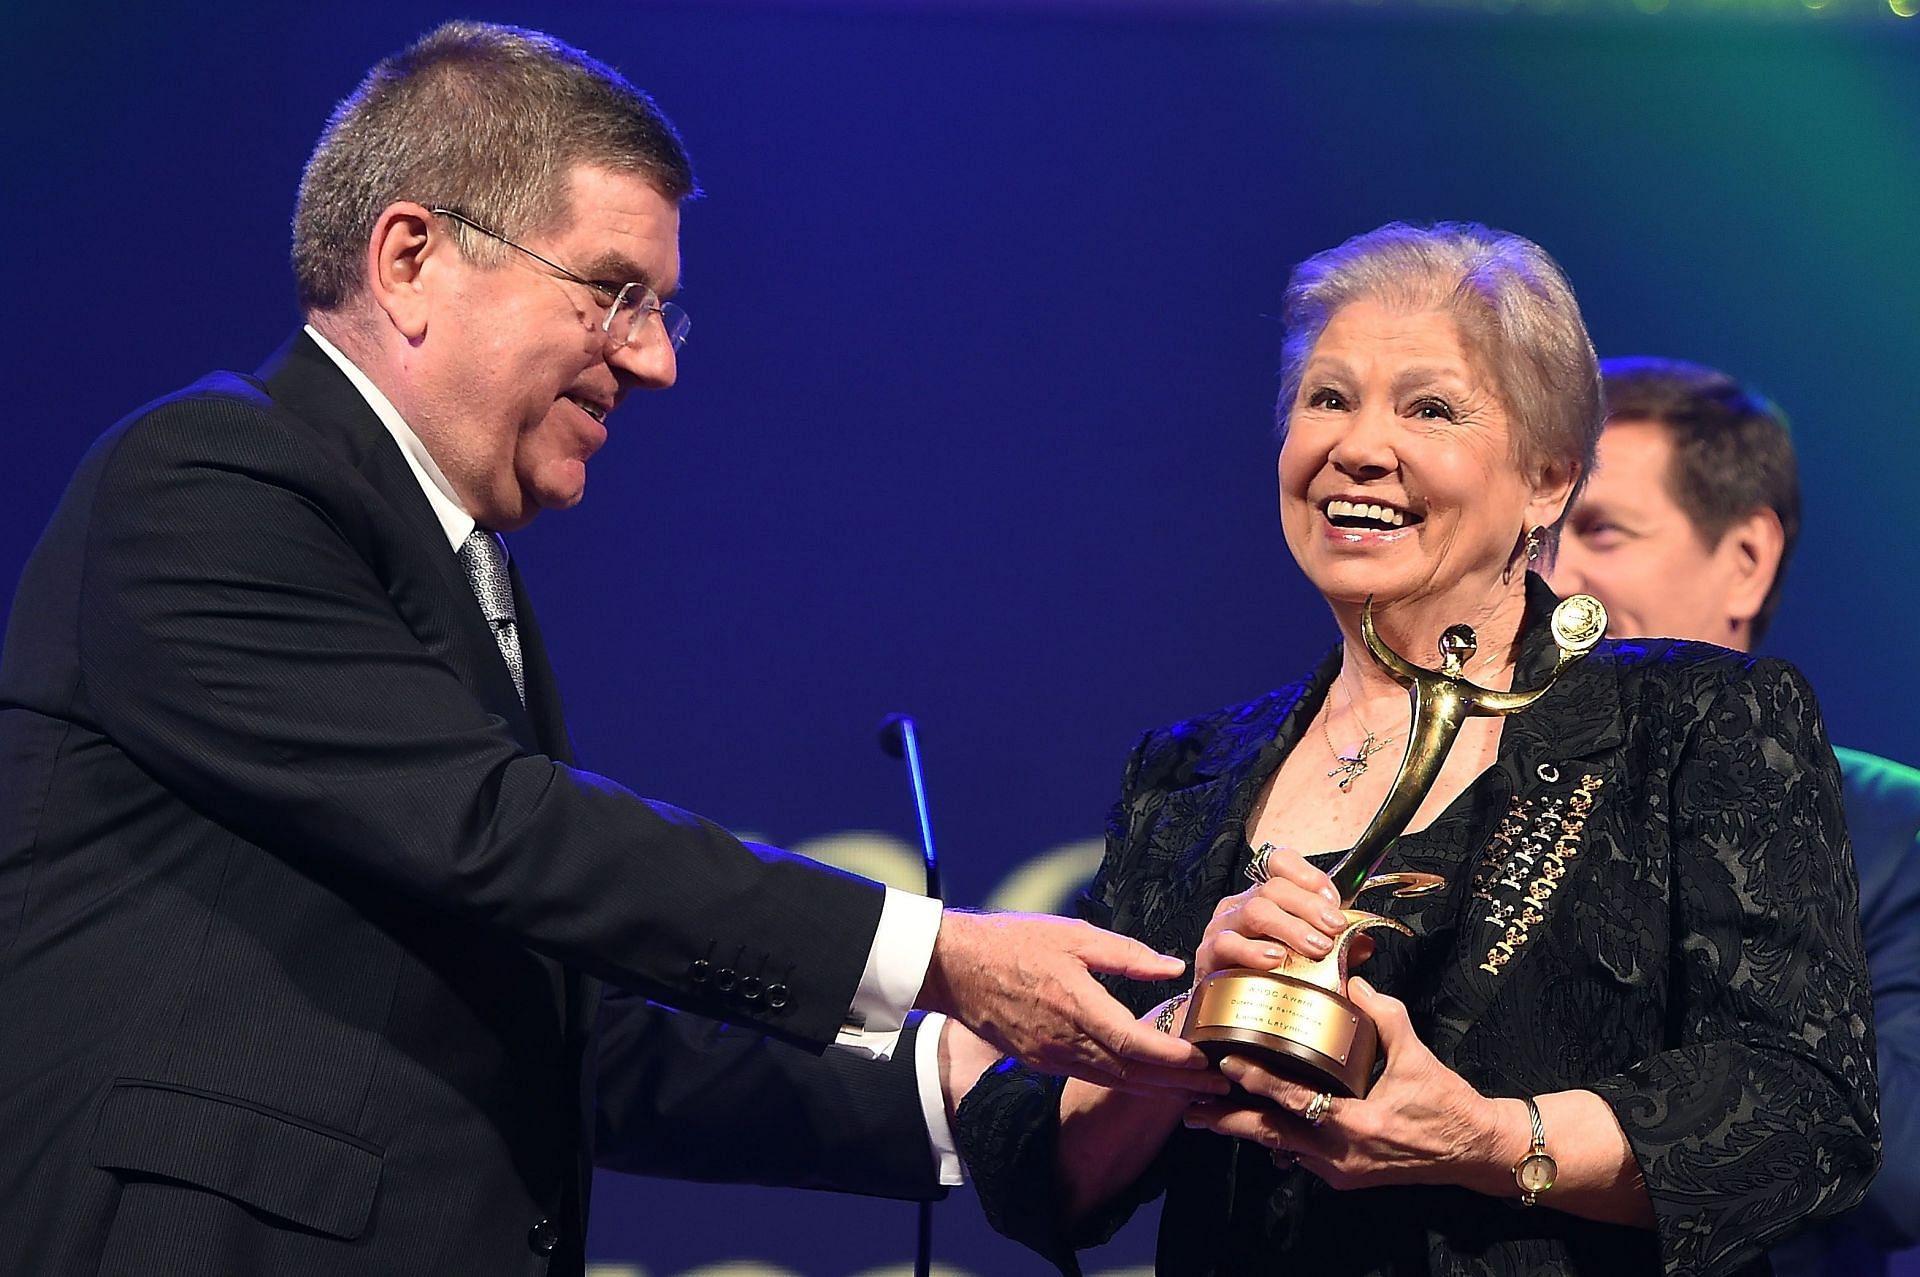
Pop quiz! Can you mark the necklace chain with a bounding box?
[1323,670,1398,792]
[1321,631,1516,790]
[1321,640,1512,791]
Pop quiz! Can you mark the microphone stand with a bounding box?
[878,714,940,1277]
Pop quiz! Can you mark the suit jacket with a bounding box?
[0,334,938,1277]
[956,578,1880,1277]
[1772,747,1920,1277]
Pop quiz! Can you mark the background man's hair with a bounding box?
[1601,355,1801,642]
[293,21,695,313]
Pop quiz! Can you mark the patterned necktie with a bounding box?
[457,527,525,704]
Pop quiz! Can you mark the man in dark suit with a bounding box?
[1550,356,1920,1277]
[0,22,1215,1277]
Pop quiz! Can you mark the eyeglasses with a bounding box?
[429,207,690,351]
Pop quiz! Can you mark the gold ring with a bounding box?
[1301,1090,1333,1126]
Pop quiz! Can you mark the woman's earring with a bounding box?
[1526,526,1543,563]
[1503,526,1533,585]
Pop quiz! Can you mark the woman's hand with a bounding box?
[1194,847,1367,984]
[938,1016,1008,1124]
[1182,977,1524,1197]
[1052,990,1231,1222]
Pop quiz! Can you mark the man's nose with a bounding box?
[609,324,677,391]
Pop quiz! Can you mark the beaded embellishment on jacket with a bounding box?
[1472,772,1605,976]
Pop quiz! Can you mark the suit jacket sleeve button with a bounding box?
[528,1219,559,1255]
[690,959,711,984]
[766,983,789,1009]
[713,967,736,992]
[738,975,762,1001]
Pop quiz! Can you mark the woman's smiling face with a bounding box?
[1278,299,1570,615]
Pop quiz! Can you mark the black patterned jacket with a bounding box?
[956,578,1881,1277]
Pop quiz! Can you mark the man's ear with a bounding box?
[1718,507,1787,630]
[363,203,443,341]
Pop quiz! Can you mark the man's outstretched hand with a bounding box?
[916,910,1221,1095]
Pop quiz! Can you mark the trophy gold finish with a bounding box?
[1182,594,1607,1097]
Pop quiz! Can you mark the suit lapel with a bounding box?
[507,560,575,764]
[256,333,539,749]
[261,334,599,1227]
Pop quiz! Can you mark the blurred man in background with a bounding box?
[1550,356,1920,1277]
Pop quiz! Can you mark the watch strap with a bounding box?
[1514,1095,1554,1206]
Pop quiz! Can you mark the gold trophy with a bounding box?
[1182,594,1607,1097]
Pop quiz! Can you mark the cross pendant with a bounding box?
[1327,731,1384,792]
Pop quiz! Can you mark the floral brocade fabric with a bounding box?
[955,579,1880,1277]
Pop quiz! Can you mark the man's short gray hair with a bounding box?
[293,21,696,313]
[1275,222,1603,546]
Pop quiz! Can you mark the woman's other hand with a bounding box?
[1182,977,1521,1195]
[1183,977,1653,1224]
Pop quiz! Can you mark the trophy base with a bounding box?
[1182,968,1377,1098]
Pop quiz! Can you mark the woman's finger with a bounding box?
[1347,976,1413,1047]
[1200,899,1336,966]
[1186,1097,1332,1163]
[1203,919,1374,973]
[1212,916,1332,964]
[1241,889,1349,943]
[1184,1100,1284,1147]
[1216,1054,1335,1122]
[1258,848,1341,904]
[1211,888,1254,921]
[1203,928,1293,971]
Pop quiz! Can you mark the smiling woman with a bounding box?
[1276,298,1578,640]
[941,222,1880,1277]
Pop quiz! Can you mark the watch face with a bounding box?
[1517,1153,1558,1194]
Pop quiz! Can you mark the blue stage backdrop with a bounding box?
[2,1,1915,1273]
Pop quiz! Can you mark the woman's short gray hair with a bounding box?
[293,21,695,313]
[1275,222,1602,541]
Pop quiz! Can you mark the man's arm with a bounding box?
[73,386,1211,1085]
[918,911,1211,1094]
[593,990,951,1199]
[75,393,879,1046]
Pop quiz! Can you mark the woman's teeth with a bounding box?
[1325,499,1411,530]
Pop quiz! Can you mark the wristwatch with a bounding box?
[1512,1096,1557,1206]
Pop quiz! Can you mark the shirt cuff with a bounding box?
[834,886,941,1052]
[914,1012,966,1186]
